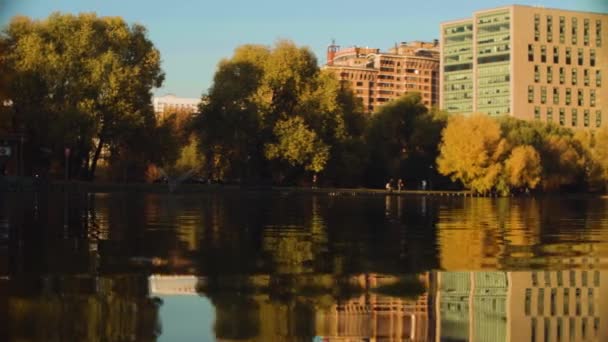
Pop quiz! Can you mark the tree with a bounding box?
[194,40,365,185]
[437,114,508,194]
[504,145,542,190]
[364,93,442,187]
[2,13,164,180]
[264,116,329,173]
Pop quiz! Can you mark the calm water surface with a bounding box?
[1,191,608,341]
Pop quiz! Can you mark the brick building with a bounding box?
[324,41,440,113]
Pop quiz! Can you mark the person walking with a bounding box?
[397,179,404,191]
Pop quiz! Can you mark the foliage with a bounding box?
[504,145,541,190]
[437,114,595,195]
[365,93,446,187]
[265,116,329,172]
[2,13,164,180]
[194,40,367,185]
[437,114,508,194]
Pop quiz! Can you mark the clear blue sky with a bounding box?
[1,0,606,98]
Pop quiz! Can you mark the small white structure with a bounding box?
[152,94,201,115]
[149,274,202,295]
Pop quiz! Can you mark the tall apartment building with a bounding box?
[440,5,607,129]
[324,41,440,113]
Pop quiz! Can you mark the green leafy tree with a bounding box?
[2,13,164,180]
[195,40,366,185]
[265,116,329,173]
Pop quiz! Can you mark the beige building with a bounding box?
[441,5,607,129]
[324,41,440,113]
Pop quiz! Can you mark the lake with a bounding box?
[1,191,607,341]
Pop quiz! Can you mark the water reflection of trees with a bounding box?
[436,197,608,270]
[2,193,163,341]
[4,192,608,340]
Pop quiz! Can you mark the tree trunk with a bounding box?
[89,135,104,181]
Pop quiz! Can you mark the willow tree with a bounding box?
[2,13,164,179]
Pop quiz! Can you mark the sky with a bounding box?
[0,0,606,98]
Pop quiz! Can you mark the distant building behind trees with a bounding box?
[152,94,201,119]
[323,41,440,113]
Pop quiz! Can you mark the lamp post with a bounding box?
[64,147,70,181]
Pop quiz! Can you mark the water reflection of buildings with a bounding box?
[149,273,435,341]
[436,269,608,342]
[149,269,608,341]
[316,273,434,342]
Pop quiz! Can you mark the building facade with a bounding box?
[440,5,607,129]
[152,94,201,118]
[324,41,440,113]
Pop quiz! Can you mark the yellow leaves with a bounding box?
[437,114,507,193]
[504,145,541,189]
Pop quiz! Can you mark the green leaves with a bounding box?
[3,13,164,180]
[265,117,329,173]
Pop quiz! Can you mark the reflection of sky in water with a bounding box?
[158,296,215,342]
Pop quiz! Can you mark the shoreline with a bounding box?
[1,178,607,198]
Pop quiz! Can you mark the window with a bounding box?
[584,19,590,45]
[541,86,547,104]
[547,107,553,122]
[559,16,566,43]
[578,88,584,106]
[597,70,602,87]
[534,14,540,41]
[541,45,547,63]
[538,288,545,315]
[525,288,532,315]
[572,17,578,44]
[578,48,584,65]
[535,106,541,120]
[553,46,559,63]
[566,88,571,105]
[584,109,590,127]
[547,15,553,42]
[584,69,589,86]
[560,108,566,125]
[566,47,572,64]
[528,44,534,62]
[560,67,565,84]
[572,108,578,127]
[547,66,553,83]
[588,288,594,315]
[551,288,557,315]
[553,87,560,104]
[570,270,576,286]
[590,89,596,107]
[534,65,540,82]
[597,20,602,47]
[528,85,534,103]
[597,110,602,127]
[576,288,582,315]
[590,49,596,67]
[572,68,578,85]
